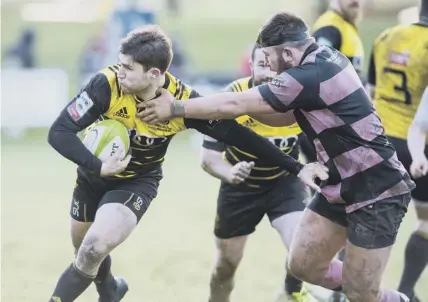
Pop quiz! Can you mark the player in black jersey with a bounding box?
[47,25,317,302]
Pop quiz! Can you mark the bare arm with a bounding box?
[183,88,276,120]
[250,111,296,127]
[408,124,427,161]
[200,137,234,182]
[408,86,428,161]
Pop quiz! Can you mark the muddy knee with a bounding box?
[75,236,109,275]
[212,256,240,283]
[287,254,324,283]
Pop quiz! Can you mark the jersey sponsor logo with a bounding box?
[114,107,130,118]
[272,76,284,88]
[388,51,410,66]
[207,119,221,129]
[67,91,94,121]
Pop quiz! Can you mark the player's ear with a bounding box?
[149,68,161,79]
[249,59,254,72]
[282,47,293,62]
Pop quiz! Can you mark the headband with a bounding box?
[257,30,310,47]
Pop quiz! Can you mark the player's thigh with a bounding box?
[290,194,347,268]
[214,183,265,240]
[268,175,308,247]
[342,240,393,298]
[103,170,163,223]
[70,168,108,245]
[70,218,92,250]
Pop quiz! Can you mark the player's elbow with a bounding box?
[47,124,59,148]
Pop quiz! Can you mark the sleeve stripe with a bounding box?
[236,81,243,92]
[232,82,240,92]
[257,85,288,112]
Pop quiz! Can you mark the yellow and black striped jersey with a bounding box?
[91,66,197,178]
[204,77,302,187]
[312,10,364,73]
[368,23,428,140]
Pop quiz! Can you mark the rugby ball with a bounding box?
[82,120,130,162]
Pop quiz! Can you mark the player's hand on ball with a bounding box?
[100,146,132,177]
[228,161,254,184]
[410,156,428,178]
[137,88,175,124]
[297,162,329,193]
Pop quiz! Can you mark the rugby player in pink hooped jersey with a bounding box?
[138,12,416,302]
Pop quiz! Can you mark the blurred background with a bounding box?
[1,0,426,301]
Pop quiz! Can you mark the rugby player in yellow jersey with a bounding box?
[201,45,316,302]
[46,25,318,302]
[367,1,428,301]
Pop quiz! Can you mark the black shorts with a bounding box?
[387,136,428,202]
[71,167,162,223]
[308,193,411,249]
[214,174,307,239]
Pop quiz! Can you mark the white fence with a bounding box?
[1,68,69,136]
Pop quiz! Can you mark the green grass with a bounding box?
[1,131,427,301]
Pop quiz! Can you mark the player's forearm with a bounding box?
[408,124,427,161]
[182,92,246,120]
[201,150,233,183]
[220,121,304,175]
[48,119,103,175]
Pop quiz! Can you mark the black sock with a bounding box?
[398,232,428,297]
[49,263,94,302]
[337,249,345,261]
[285,273,303,295]
[94,255,116,296]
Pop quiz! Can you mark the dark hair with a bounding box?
[120,25,173,74]
[257,12,309,47]
[251,44,261,61]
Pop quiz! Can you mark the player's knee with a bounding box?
[77,236,109,267]
[213,256,239,281]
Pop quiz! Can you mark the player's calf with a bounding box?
[210,236,247,302]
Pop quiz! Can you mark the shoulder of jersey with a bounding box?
[313,10,342,30]
[163,72,195,100]
[226,77,253,92]
[99,64,122,98]
[375,25,407,44]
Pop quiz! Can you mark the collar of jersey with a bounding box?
[299,43,319,65]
